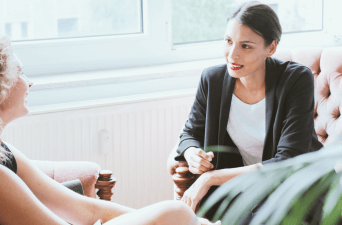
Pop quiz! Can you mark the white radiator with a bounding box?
[2,94,195,209]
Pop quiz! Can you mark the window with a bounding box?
[5,23,11,38]
[21,22,28,38]
[4,22,29,40]
[58,18,78,37]
[172,0,323,44]
[2,0,142,41]
[3,0,340,76]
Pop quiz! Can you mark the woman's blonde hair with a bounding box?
[0,36,20,162]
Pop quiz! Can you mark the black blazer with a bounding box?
[175,57,323,170]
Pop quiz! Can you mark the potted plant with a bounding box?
[198,139,342,225]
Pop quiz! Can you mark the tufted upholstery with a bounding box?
[273,47,342,145]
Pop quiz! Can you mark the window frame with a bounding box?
[10,0,340,77]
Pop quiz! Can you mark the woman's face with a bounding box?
[224,19,276,79]
[0,59,33,121]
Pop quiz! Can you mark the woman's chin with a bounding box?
[21,106,29,117]
[227,68,241,78]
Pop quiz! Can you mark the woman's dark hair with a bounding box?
[228,1,282,46]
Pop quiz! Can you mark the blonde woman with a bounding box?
[0,37,220,225]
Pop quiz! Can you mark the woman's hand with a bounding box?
[198,217,221,225]
[181,172,213,212]
[184,147,214,174]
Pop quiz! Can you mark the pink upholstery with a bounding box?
[32,160,101,198]
[273,47,342,145]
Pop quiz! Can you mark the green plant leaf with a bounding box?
[250,159,335,225]
[199,163,295,221]
[281,170,336,225]
[198,142,342,224]
[202,145,239,154]
[220,168,290,225]
[197,170,256,217]
[321,173,342,225]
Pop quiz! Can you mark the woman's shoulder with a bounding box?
[271,57,313,77]
[271,57,314,85]
[201,64,227,82]
[0,142,17,174]
[2,142,19,154]
[202,64,227,75]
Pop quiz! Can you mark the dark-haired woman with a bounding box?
[0,37,221,224]
[167,1,323,220]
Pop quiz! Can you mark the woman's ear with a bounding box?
[267,40,278,57]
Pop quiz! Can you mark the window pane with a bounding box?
[1,0,143,41]
[172,0,323,44]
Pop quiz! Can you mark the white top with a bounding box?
[227,94,266,166]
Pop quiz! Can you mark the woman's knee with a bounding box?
[160,200,192,212]
[157,200,195,224]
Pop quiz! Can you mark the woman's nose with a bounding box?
[23,74,33,88]
[28,80,33,88]
[229,45,240,60]
[27,78,33,88]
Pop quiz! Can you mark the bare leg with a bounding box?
[104,200,220,225]
[0,166,68,225]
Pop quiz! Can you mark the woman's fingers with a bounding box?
[198,218,221,225]
[181,191,192,209]
[195,148,213,162]
[189,161,212,174]
[195,157,214,169]
[189,165,205,174]
[184,147,214,174]
[190,201,197,212]
[198,218,211,225]
[207,151,214,159]
[182,189,198,212]
[183,193,197,212]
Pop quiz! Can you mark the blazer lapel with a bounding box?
[215,69,236,168]
[263,57,277,160]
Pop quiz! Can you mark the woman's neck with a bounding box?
[0,115,10,136]
[237,62,266,92]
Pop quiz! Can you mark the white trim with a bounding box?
[12,32,150,49]
[28,88,196,115]
[29,58,224,90]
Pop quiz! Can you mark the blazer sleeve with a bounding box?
[262,66,315,165]
[174,69,209,161]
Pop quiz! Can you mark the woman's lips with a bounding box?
[230,63,244,71]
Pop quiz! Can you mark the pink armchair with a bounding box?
[32,160,116,200]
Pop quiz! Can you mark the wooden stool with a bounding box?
[95,170,116,201]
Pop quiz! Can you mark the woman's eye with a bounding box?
[243,44,251,49]
[226,39,232,44]
[20,72,27,79]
